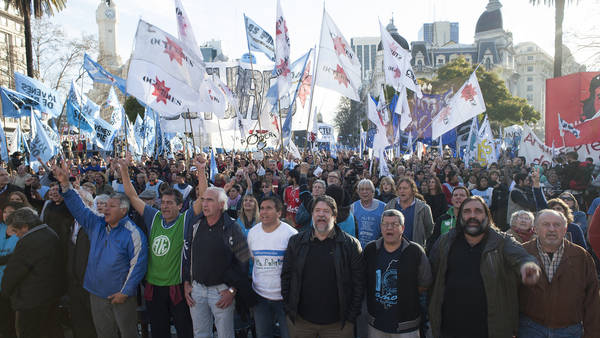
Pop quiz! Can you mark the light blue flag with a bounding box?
[106,87,124,129]
[92,117,117,151]
[0,87,39,118]
[0,119,8,162]
[210,148,218,181]
[134,109,156,157]
[66,99,95,135]
[244,14,275,61]
[282,50,312,141]
[14,72,62,117]
[29,112,59,164]
[68,80,100,120]
[83,53,127,94]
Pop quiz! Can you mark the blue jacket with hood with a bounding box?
[61,187,147,298]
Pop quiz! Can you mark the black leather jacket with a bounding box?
[281,225,365,326]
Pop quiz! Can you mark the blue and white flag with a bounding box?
[0,119,8,162]
[0,87,39,118]
[68,81,101,120]
[92,117,117,150]
[244,14,275,62]
[83,53,127,94]
[210,148,218,181]
[106,86,124,129]
[14,72,62,117]
[66,87,95,135]
[29,112,59,164]
[134,109,157,156]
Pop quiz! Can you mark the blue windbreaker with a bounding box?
[61,188,148,298]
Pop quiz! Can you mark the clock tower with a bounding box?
[96,0,121,70]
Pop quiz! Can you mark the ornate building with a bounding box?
[0,0,25,89]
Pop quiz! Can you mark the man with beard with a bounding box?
[506,173,536,222]
[282,195,364,337]
[429,196,541,338]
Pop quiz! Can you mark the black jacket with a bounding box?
[67,224,91,288]
[1,225,63,310]
[281,225,365,326]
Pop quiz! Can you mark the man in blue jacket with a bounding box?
[53,161,148,338]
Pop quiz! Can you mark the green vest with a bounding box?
[440,207,456,236]
[146,211,185,286]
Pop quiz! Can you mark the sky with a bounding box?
[48,0,599,125]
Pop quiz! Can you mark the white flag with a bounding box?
[174,0,203,61]
[197,76,227,119]
[378,148,391,178]
[244,15,275,61]
[475,116,498,167]
[431,71,486,139]
[315,10,361,101]
[397,87,412,131]
[367,96,390,152]
[275,0,291,97]
[379,21,422,98]
[126,20,205,116]
[106,87,123,129]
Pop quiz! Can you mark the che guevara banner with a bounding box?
[545,72,600,147]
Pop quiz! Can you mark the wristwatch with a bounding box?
[228,287,236,295]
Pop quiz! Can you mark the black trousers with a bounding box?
[0,295,15,338]
[146,284,193,338]
[15,301,63,338]
[68,284,97,338]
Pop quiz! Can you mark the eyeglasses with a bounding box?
[381,222,401,229]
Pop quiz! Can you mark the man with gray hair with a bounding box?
[351,179,386,249]
[183,184,251,337]
[363,209,432,337]
[506,210,536,243]
[52,162,148,338]
[2,207,63,338]
[519,209,600,337]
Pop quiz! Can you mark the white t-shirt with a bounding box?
[247,221,297,300]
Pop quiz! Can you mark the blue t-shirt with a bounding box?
[338,213,356,238]
[395,200,416,241]
[351,199,386,248]
[588,197,600,216]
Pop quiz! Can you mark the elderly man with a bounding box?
[182,185,251,337]
[351,179,386,249]
[506,210,536,244]
[385,178,434,247]
[518,209,600,337]
[2,208,63,338]
[120,155,206,338]
[429,196,541,338]
[53,162,148,338]
[364,209,432,337]
[282,195,364,338]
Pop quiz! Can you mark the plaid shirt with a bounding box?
[536,239,565,282]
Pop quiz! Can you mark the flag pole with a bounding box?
[243,14,263,134]
[304,42,320,149]
[217,118,225,150]
[186,110,196,155]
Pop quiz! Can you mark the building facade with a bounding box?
[350,36,380,83]
[419,21,459,46]
[0,0,25,89]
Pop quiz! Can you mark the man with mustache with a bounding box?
[518,209,600,337]
[429,196,541,338]
[281,195,364,337]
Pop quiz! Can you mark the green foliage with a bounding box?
[124,96,144,123]
[427,57,541,126]
[334,97,364,147]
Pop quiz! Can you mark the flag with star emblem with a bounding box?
[379,21,422,98]
[174,0,203,61]
[127,20,206,116]
[315,10,361,101]
[431,71,485,139]
[275,0,291,98]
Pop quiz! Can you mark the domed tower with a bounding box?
[371,17,409,95]
[475,0,503,38]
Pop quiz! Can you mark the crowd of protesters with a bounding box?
[0,145,598,338]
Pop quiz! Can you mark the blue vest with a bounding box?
[352,199,386,248]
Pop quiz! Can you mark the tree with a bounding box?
[529,0,579,78]
[9,0,66,78]
[334,96,365,148]
[427,57,540,126]
[31,18,97,92]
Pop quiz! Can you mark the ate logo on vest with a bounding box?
[152,235,171,257]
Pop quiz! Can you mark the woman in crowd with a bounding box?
[546,198,588,249]
[425,176,448,220]
[506,210,536,243]
[471,175,494,206]
[558,192,588,235]
[376,176,397,203]
[236,194,259,238]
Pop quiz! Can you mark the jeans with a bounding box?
[253,295,289,338]
[518,315,582,338]
[189,282,235,338]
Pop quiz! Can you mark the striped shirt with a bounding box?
[536,239,564,282]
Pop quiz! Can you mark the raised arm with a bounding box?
[192,154,208,216]
[118,155,145,216]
